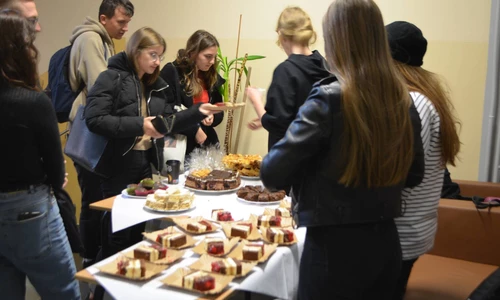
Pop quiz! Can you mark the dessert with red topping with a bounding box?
[117,258,146,279]
[257,215,282,227]
[211,258,242,275]
[182,271,216,291]
[205,238,225,255]
[211,209,234,222]
[266,228,294,243]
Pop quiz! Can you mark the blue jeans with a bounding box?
[0,185,80,300]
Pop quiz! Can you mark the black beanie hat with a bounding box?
[386,21,427,67]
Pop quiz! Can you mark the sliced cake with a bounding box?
[182,271,216,291]
[230,224,251,239]
[205,237,225,255]
[117,258,146,279]
[186,220,213,233]
[133,244,167,262]
[211,209,234,222]
[266,228,294,243]
[275,207,291,217]
[242,242,265,261]
[156,232,187,248]
[211,258,243,275]
[257,215,282,227]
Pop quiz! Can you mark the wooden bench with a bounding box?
[405,180,500,300]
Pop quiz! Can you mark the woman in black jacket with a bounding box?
[246,6,330,151]
[0,11,80,299]
[160,30,225,156]
[260,1,425,299]
[85,27,218,256]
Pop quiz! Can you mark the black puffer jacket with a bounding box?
[86,52,206,173]
[261,76,425,227]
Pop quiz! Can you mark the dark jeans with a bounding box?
[298,220,402,300]
[74,162,105,260]
[393,257,418,300]
[99,150,152,258]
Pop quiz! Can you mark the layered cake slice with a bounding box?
[205,237,225,255]
[211,209,234,222]
[133,244,167,262]
[242,242,265,261]
[182,271,215,291]
[257,215,282,227]
[156,232,187,248]
[275,207,291,217]
[230,224,251,239]
[186,220,213,233]
[266,228,294,243]
[117,258,146,279]
[211,258,242,275]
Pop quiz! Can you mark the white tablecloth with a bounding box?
[92,177,306,300]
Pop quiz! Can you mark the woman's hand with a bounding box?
[201,115,214,126]
[198,103,223,116]
[247,117,263,130]
[195,127,207,145]
[246,87,266,118]
[143,116,164,139]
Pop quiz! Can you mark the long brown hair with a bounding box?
[175,30,219,97]
[395,63,461,166]
[0,9,39,90]
[323,0,414,187]
[126,26,166,86]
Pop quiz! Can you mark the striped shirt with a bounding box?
[396,91,444,260]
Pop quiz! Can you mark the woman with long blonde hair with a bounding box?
[260,1,425,299]
[386,21,461,300]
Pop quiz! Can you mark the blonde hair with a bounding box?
[395,63,461,166]
[276,6,316,47]
[323,0,414,188]
[126,26,166,86]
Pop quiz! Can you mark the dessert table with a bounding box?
[76,177,306,300]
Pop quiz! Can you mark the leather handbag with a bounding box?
[64,105,110,177]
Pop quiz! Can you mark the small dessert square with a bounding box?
[275,207,291,217]
[182,271,216,291]
[156,232,187,248]
[211,258,242,275]
[230,224,251,239]
[133,245,167,262]
[212,209,234,221]
[257,215,282,227]
[242,242,265,261]
[187,220,213,233]
[117,258,146,279]
[266,228,294,243]
[205,237,225,255]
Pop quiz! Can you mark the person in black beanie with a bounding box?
[386,21,461,300]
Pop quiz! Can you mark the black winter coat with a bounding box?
[86,52,206,173]
[261,77,425,227]
[160,62,225,155]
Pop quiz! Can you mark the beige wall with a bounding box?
[35,0,491,214]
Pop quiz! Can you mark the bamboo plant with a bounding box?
[216,47,265,102]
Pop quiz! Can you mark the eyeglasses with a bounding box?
[149,52,165,63]
[27,17,39,26]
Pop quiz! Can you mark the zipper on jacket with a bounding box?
[153,139,161,176]
[146,84,169,116]
[122,78,142,156]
